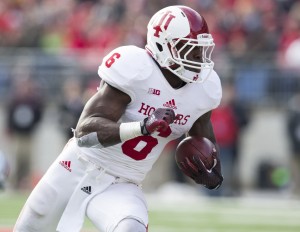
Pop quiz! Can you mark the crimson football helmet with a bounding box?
[146,5,215,83]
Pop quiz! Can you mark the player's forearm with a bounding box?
[75,117,121,147]
[189,119,216,144]
[75,108,176,149]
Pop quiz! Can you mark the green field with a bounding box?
[1,191,300,232]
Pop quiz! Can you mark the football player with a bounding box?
[14,5,223,232]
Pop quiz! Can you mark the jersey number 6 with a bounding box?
[121,127,172,160]
[105,53,121,68]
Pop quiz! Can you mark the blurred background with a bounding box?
[0,0,300,230]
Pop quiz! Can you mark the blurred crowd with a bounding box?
[1,0,300,101]
[0,0,300,195]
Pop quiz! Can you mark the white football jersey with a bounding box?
[77,45,222,184]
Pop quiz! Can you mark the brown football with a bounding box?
[175,136,217,171]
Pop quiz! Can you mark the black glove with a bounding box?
[178,152,223,190]
[140,108,176,135]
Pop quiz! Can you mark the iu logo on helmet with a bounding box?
[153,11,175,38]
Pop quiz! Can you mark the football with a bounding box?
[175,136,217,171]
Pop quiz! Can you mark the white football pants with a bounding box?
[14,138,148,232]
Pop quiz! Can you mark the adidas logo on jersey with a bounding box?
[163,99,177,109]
[81,186,92,194]
[59,160,72,172]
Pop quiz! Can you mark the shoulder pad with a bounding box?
[98,46,154,98]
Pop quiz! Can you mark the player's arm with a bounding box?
[188,111,216,143]
[75,81,176,148]
[183,111,223,189]
[75,81,129,147]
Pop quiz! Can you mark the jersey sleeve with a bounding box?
[202,70,222,109]
[98,46,153,102]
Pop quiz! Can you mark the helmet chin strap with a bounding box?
[168,66,212,83]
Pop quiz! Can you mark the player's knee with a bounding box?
[14,207,44,232]
[113,218,147,232]
[14,183,59,232]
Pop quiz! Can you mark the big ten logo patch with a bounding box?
[148,88,160,95]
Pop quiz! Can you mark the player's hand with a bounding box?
[140,108,175,135]
[179,154,223,190]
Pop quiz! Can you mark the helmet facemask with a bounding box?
[166,34,215,83]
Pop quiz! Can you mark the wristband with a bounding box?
[76,132,104,149]
[119,122,142,142]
